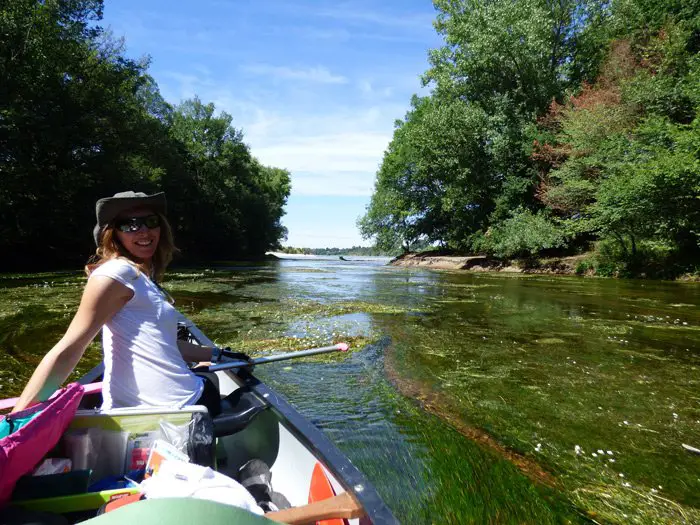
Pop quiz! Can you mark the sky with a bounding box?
[101,0,442,248]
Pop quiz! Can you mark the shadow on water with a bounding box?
[0,305,67,358]
[0,271,84,289]
[170,291,278,314]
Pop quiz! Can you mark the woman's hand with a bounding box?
[11,276,131,413]
[183,345,255,371]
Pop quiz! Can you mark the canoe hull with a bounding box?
[185,319,397,524]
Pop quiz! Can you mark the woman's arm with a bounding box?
[177,339,216,363]
[11,276,132,413]
[177,341,253,369]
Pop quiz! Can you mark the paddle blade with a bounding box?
[265,492,364,524]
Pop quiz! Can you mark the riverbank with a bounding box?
[391,252,700,281]
[390,252,588,274]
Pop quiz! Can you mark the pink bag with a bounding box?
[0,383,84,506]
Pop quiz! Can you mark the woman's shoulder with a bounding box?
[90,258,141,282]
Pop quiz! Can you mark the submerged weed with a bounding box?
[2,265,698,524]
[385,274,700,523]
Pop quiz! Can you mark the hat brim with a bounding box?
[96,192,166,227]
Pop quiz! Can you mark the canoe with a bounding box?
[2,316,398,524]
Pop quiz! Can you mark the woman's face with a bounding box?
[114,207,161,262]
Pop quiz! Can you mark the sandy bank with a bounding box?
[390,253,588,274]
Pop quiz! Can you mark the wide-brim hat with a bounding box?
[93,191,167,245]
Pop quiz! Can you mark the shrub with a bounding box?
[593,238,684,278]
[481,209,569,258]
[574,260,595,275]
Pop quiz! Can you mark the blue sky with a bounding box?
[101,0,442,248]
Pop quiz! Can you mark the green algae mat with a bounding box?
[1,262,698,523]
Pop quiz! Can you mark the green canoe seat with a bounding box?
[82,498,275,524]
[213,388,268,438]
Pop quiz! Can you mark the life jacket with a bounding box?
[0,383,84,506]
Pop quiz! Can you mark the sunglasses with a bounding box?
[115,214,161,233]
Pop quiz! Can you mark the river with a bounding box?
[1,259,698,523]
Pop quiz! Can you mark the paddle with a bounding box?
[264,492,365,524]
[682,443,700,455]
[1,344,350,409]
[207,343,349,372]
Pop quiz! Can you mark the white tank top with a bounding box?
[89,258,204,410]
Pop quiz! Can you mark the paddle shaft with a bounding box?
[208,343,349,372]
[0,345,350,407]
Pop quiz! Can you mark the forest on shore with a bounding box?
[360,0,700,278]
[1,1,291,271]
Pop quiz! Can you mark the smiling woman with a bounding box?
[10,191,226,415]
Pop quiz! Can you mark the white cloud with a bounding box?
[244,118,392,196]
[291,3,435,31]
[358,79,394,98]
[161,71,214,99]
[198,93,401,196]
[253,132,388,175]
[155,67,411,198]
[288,170,378,197]
[243,64,348,84]
[285,230,369,248]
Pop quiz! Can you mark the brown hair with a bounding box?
[85,212,178,282]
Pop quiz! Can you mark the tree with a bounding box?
[362,1,610,255]
[534,26,700,270]
[167,98,290,260]
[363,0,700,274]
[426,0,609,110]
[0,1,291,269]
[0,0,163,266]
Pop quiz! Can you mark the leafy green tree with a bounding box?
[0,1,290,270]
[362,1,604,253]
[535,26,700,271]
[167,98,290,260]
[475,208,568,258]
[426,0,608,109]
[361,96,495,251]
[0,0,161,266]
[592,117,700,257]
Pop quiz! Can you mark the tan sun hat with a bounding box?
[93,191,166,245]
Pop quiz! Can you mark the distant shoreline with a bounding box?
[265,251,322,259]
[265,252,393,262]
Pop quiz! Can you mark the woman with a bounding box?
[12,191,224,415]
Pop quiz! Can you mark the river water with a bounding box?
[1,259,698,523]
